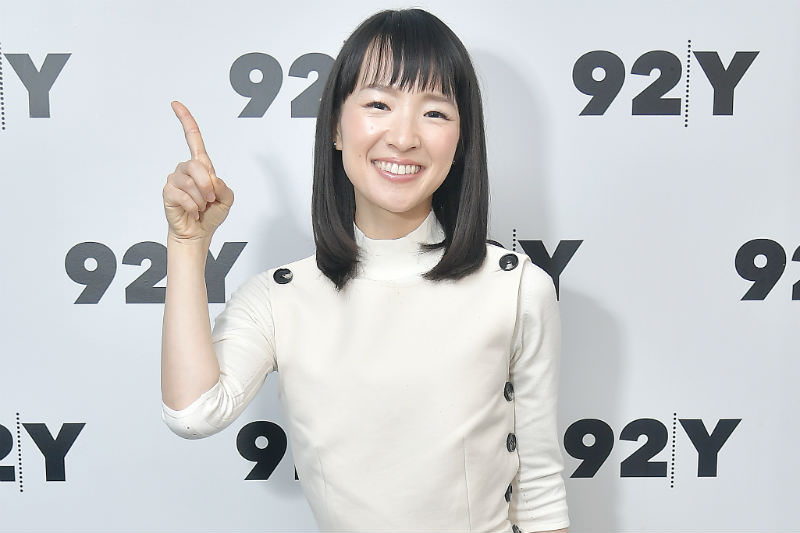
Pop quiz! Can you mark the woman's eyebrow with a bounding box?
[360,83,455,104]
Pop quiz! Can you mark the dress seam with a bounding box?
[462,438,472,530]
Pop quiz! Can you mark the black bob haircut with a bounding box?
[312,8,488,290]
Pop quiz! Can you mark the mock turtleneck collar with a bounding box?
[353,210,445,281]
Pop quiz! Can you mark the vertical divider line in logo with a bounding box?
[512,228,517,252]
[670,411,677,488]
[15,412,23,492]
[0,41,6,131]
[684,40,691,128]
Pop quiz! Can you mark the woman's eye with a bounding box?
[367,101,388,110]
[425,110,449,120]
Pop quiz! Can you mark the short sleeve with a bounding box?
[508,259,570,531]
[161,272,277,439]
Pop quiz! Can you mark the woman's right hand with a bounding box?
[163,101,235,242]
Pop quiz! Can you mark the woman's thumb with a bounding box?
[212,175,234,206]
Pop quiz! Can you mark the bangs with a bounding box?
[357,34,456,101]
[336,9,464,104]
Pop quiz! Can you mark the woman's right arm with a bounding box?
[160,102,276,439]
[161,101,234,413]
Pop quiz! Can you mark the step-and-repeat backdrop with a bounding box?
[1,1,796,531]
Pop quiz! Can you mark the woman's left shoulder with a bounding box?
[484,240,525,271]
[483,241,556,300]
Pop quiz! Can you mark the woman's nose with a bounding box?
[384,111,420,151]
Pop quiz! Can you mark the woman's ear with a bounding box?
[334,127,343,151]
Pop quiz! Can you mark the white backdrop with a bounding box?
[0,1,797,531]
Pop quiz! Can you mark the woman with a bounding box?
[161,8,569,533]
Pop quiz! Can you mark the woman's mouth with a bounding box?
[372,160,424,182]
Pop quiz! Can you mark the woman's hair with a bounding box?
[312,8,488,290]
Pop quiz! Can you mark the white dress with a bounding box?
[162,210,570,533]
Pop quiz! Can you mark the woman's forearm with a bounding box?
[161,233,220,410]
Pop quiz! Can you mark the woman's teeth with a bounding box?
[373,160,422,175]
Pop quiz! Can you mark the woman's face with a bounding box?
[334,67,460,231]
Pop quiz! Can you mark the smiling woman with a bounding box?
[161,8,569,533]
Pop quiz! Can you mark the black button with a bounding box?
[506,432,517,452]
[273,268,293,284]
[505,483,513,502]
[504,381,514,401]
[499,253,518,271]
[512,525,522,533]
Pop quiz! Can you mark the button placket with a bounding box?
[504,381,514,402]
[504,378,517,503]
[500,254,520,508]
[506,432,516,452]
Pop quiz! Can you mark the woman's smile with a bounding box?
[372,158,425,182]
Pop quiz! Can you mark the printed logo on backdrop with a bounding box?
[0,414,85,492]
[497,233,800,302]
[65,242,246,303]
[573,44,758,126]
[504,230,582,300]
[230,53,334,117]
[736,239,800,300]
[233,415,741,487]
[0,45,71,131]
[564,415,741,488]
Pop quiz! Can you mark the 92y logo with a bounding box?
[564,417,740,481]
[65,241,246,304]
[1,51,70,118]
[1,418,85,488]
[230,52,334,118]
[573,48,758,116]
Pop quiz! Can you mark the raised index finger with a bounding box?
[171,100,210,162]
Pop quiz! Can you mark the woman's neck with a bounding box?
[354,202,433,240]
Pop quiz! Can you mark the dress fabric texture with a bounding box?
[162,210,570,533]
